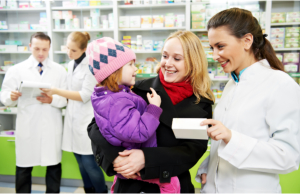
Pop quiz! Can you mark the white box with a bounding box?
[152,15,164,28]
[19,24,29,30]
[141,15,152,28]
[90,9,100,17]
[91,17,100,28]
[0,45,18,52]
[18,46,28,51]
[176,14,185,27]
[130,16,141,28]
[9,24,19,30]
[119,16,130,28]
[172,118,208,140]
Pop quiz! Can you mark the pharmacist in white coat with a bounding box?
[196,8,300,193]
[41,32,107,193]
[0,32,67,193]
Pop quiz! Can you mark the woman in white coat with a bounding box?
[41,32,107,193]
[196,8,300,193]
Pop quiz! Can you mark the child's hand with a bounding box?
[147,88,161,107]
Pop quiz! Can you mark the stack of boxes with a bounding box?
[53,10,113,29]
[119,14,184,28]
[0,0,44,9]
[278,53,300,73]
[271,27,300,49]
[271,12,300,23]
[123,0,183,5]
[191,4,206,29]
[0,40,28,52]
[5,12,47,30]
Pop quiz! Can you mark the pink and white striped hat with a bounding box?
[86,37,136,83]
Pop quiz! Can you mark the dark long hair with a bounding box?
[207,8,284,71]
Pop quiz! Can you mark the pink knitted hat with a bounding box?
[86,37,136,83]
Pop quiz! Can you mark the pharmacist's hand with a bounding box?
[201,173,207,184]
[40,87,57,96]
[11,91,22,101]
[36,93,53,104]
[201,119,232,144]
[114,149,145,179]
[147,88,161,107]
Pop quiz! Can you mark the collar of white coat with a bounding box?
[28,55,50,69]
[238,59,271,82]
[72,55,88,74]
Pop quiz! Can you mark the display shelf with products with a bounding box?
[0,0,300,191]
[52,6,113,11]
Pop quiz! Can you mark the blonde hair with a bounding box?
[67,31,91,50]
[159,30,215,103]
[97,67,123,92]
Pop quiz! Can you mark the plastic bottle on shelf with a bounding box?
[137,35,143,51]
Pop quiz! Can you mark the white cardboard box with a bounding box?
[130,16,141,28]
[172,118,208,140]
[119,16,130,28]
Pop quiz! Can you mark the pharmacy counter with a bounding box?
[0,136,300,192]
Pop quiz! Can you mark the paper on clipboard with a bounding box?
[19,81,51,98]
[172,118,208,140]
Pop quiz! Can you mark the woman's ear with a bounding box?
[243,33,254,51]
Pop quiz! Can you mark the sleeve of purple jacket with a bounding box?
[107,97,163,143]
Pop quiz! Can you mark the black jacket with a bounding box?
[87,76,213,193]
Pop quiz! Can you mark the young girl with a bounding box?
[86,37,180,193]
[41,32,107,193]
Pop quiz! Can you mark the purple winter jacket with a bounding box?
[91,85,163,150]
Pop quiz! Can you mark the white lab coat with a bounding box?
[1,55,67,167]
[197,59,300,193]
[62,56,98,155]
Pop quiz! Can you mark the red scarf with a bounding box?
[159,70,194,105]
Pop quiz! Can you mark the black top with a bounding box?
[73,52,86,71]
[87,76,213,193]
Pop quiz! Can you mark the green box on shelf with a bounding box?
[289,73,300,78]
[207,58,216,63]
[5,40,22,46]
[136,73,158,78]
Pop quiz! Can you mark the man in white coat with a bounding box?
[0,32,67,193]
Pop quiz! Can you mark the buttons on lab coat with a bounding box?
[162,171,169,178]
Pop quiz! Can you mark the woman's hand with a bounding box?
[201,173,207,184]
[40,87,58,97]
[113,149,145,179]
[201,119,232,144]
[147,87,161,107]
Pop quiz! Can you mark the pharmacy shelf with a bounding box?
[190,29,207,32]
[271,22,300,26]
[55,50,161,54]
[0,51,31,54]
[0,8,46,12]
[0,109,17,115]
[51,6,113,11]
[274,48,300,51]
[0,30,47,33]
[52,29,114,32]
[0,134,15,138]
[136,73,158,78]
[119,27,186,31]
[54,51,67,54]
[211,78,230,81]
[118,3,186,9]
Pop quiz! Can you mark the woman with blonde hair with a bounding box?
[41,32,107,193]
[87,30,214,193]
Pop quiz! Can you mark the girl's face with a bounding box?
[120,60,137,86]
[67,39,86,60]
[208,26,251,75]
[161,38,186,83]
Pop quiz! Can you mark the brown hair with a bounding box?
[208,8,284,71]
[158,30,215,103]
[97,67,123,92]
[68,31,91,50]
[30,32,51,44]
